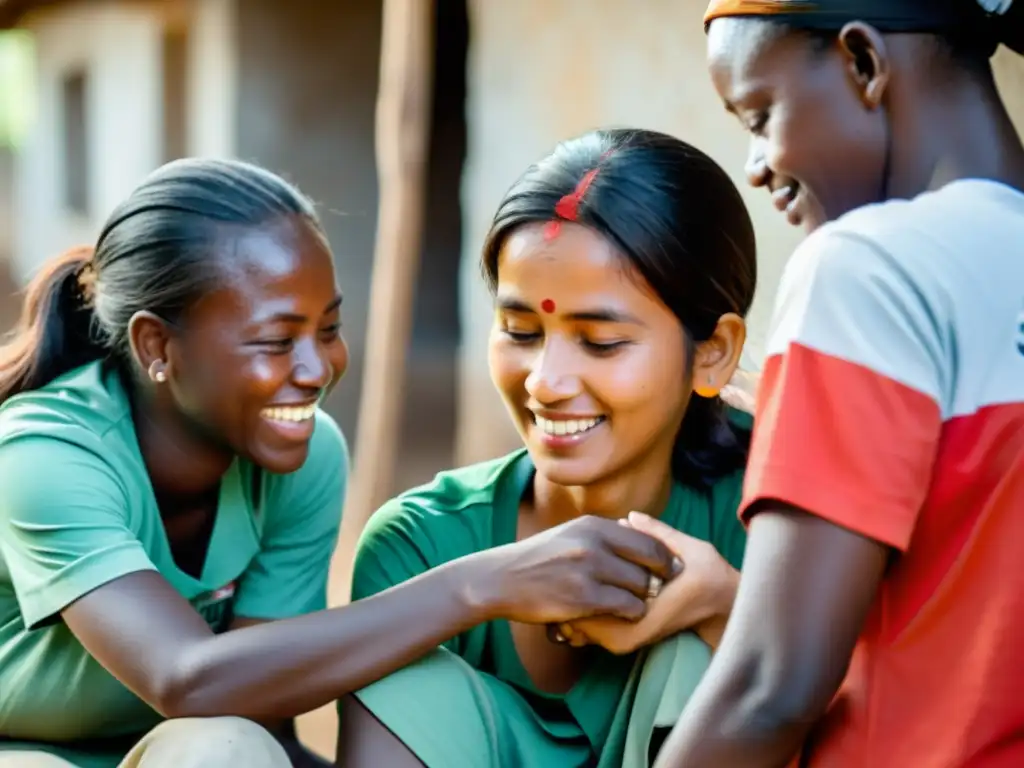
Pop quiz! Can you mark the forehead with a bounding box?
[189,219,339,324]
[706,18,806,102]
[496,222,658,308]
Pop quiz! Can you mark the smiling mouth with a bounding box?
[533,415,606,437]
[261,403,317,424]
[771,184,804,224]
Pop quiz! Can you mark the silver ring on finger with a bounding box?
[647,574,663,599]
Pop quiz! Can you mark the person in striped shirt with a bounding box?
[654,1,1024,766]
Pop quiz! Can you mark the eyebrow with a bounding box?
[259,294,343,324]
[496,296,645,326]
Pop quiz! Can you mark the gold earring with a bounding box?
[694,374,718,399]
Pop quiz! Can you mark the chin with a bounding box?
[247,442,311,475]
[802,216,824,234]
[530,452,610,489]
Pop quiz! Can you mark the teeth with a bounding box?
[534,416,603,437]
[261,404,317,423]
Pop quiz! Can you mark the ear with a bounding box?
[837,22,890,109]
[127,311,175,384]
[692,313,746,398]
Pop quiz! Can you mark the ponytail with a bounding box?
[0,247,106,405]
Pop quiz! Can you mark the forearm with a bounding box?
[655,655,815,768]
[163,556,489,720]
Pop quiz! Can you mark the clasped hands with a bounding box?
[550,512,738,656]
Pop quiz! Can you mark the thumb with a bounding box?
[627,511,697,556]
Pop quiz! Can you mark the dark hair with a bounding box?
[773,0,1024,71]
[481,128,757,489]
[0,158,322,404]
[788,25,1001,74]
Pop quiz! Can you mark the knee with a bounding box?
[134,716,291,767]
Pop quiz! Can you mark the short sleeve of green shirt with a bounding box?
[233,411,349,620]
[351,454,520,655]
[0,435,156,630]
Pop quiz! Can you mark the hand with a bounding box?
[470,515,681,626]
[556,512,739,655]
[721,369,759,414]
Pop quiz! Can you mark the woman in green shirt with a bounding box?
[0,157,687,767]
[338,128,759,767]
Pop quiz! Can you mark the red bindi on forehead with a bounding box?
[540,298,556,314]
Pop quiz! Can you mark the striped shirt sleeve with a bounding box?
[741,228,947,550]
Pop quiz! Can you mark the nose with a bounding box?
[745,137,770,189]
[291,337,332,391]
[524,339,580,405]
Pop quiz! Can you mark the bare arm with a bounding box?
[61,515,676,722]
[63,557,490,721]
[653,505,889,768]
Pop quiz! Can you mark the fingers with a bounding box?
[601,522,678,581]
[553,622,589,648]
[627,511,698,559]
[592,550,653,599]
[593,585,647,621]
[720,386,755,414]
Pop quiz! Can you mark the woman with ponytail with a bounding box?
[338,128,759,767]
[655,2,1024,766]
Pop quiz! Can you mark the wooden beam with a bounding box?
[333,0,435,599]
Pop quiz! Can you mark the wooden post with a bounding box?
[332,0,435,601]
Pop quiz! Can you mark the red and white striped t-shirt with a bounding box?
[742,179,1024,767]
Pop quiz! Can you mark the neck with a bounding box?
[531,453,675,527]
[895,78,1024,198]
[130,384,233,502]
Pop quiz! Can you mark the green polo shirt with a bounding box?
[0,361,347,766]
[351,422,749,767]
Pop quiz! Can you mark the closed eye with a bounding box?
[583,339,628,355]
[746,111,768,134]
[503,329,540,343]
[255,338,294,353]
[320,322,342,339]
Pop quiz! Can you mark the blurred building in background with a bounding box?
[0,0,1022,489]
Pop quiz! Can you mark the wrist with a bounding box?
[445,551,504,625]
[711,565,740,622]
[696,613,729,651]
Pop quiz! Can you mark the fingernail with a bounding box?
[671,557,684,577]
[628,511,652,525]
[618,518,632,528]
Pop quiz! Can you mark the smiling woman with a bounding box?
[337,129,759,768]
[0,159,352,767]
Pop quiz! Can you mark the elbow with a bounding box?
[738,659,837,735]
[149,653,217,720]
[150,670,196,720]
